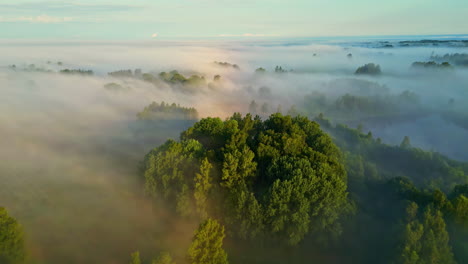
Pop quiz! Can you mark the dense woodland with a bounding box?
[126,111,468,264]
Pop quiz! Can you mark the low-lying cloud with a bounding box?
[1,38,468,263]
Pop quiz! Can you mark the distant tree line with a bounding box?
[137,101,199,121]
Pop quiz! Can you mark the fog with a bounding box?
[1,38,468,263]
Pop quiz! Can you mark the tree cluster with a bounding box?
[213,61,240,70]
[430,53,468,67]
[142,113,350,246]
[355,63,382,75]
[137,101,199,121]
[411,61,453,69]
[60,69,94,75]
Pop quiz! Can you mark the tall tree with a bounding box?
[400,136,412,148]
[419,207,456,264]
[188,219,228,264]
[152,252,176,264]
[194,158,213,218]
[398,202,424,264]
[129,251,141,264]
[397,204,457,264]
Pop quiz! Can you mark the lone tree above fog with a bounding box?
[255,67,266,73]
[400,136,412,148]
[142,113,350,246]
[355,63,382,75]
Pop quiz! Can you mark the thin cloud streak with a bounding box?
[0,15,73,23]
[0,2,143,12]
[218,33,280,37]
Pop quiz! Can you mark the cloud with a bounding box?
[152,33,158,38]
[0,15,73,23]
[218,33,279,37]
[0,2,143,13]
[35,15,73,23]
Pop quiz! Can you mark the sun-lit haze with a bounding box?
[1,1,468,264]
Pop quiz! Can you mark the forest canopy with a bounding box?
[142,113,350,246]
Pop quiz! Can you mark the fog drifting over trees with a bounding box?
[1,38,468,263]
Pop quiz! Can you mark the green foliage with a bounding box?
[303,89,421,121]
[307,115,468,263]
[255,67,266,73]
[143,73,157,82]
[143,139,205,217]
[400,136,412,148]
[274,66,287,73]
[108,69,134,78]
[0,208,24,264]
[315,116,468,191]
[398,203,424,264]
[137,101,199,121]
[397,204,456,264]
[186,75,207,86]
[422,207,456,264]
[412,61,453,69]
[143,113,350,245]
[158,71,206,87]
[213,61,240,70]
[130,251,141,264]
[60,69,94,75]
[194,158,213,218]
[188,219,228,264]
[104,82,130,92]
[152,252,176,264]
[139,112,468,263]
[430,53,468,67]
[355,63,381,75]
[8,63,53,73]
[451,195,468,227]
[447,186,468,263]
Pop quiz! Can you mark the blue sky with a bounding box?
[0,0,467,39]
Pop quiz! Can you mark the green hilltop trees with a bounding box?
[137,111,467,263]
[397,203,456,264]
[143,113,350,245]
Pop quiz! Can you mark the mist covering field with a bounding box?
[1,37,468,263]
